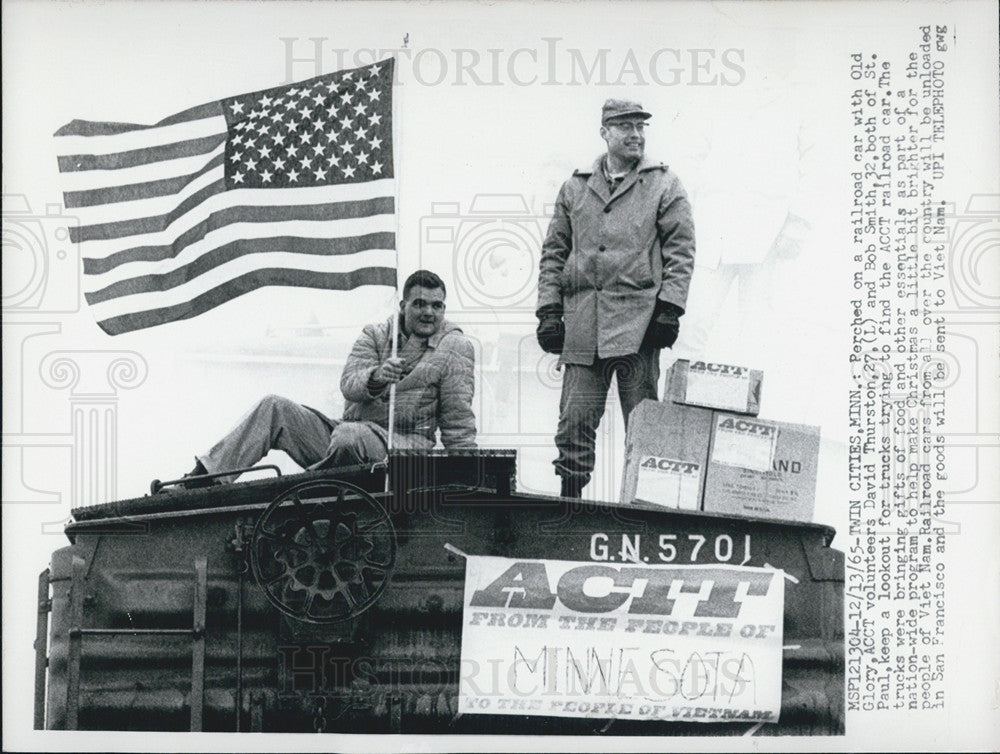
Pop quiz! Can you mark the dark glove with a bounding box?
[643,301,683,349]
[536,304,565,354]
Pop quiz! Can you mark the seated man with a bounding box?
[185,270,476,485]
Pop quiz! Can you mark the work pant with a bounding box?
[553,347,660,488]
[198,394,387,478]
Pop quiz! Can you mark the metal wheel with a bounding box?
[249,479,395,624]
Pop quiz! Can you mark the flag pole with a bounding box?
[385,49,403,494]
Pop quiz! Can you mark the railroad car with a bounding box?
[35,450,844,735]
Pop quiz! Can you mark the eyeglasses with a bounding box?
[607,122,648,134]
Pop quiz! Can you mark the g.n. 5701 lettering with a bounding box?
[589,532,752,564]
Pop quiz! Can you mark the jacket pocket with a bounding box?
[612,248,656,291]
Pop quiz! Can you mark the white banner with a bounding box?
[458,556,785,723]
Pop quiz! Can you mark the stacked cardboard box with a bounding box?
[665,359,764,415]
[620,400,712,511]
[620,360,820,523]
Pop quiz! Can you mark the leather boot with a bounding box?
[181,459,221,490]
[560,476,584,499]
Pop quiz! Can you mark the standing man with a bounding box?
[185,270,476,485]
[535,99,696,498]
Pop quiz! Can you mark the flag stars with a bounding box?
[226,67,389,189]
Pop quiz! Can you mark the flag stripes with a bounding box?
[86,233,398,304]
[54,103,223,140]
[55,59,396,335]
[59,145,227,193]
[86,213,397,291]
[64,152,226,208]
[57,132,228,172]
[88,248,398,320]
[97,267,396,336]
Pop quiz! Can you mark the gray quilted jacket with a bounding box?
[340,315,477,449]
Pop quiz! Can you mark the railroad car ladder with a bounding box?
[62,556,208,731]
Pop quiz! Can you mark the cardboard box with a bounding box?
[620,400,712,509]
[702,413,820,522]
[665,359,763,415]
[620,399,821,523]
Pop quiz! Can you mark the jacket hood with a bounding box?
[574,154,668,177]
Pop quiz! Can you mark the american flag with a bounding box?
[54,59,397,336]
